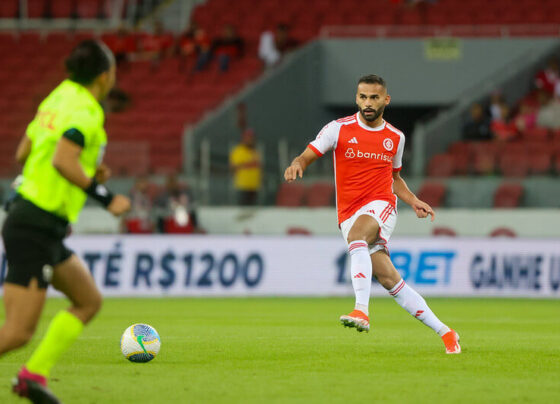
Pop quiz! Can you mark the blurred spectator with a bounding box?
[462,103,492,141]
[124,176,154,233]
[513,103,537,133]
[138,21,175,64]
[210,25,245,72]
[489,91,507,122]
[178,23,211,71]
[105,88,131,113]
[534,58,559,96]
[230,129,262,206]
[537,98,560,129]
[236,102,248,131]
[490,104,516,141]
[258,24,298,68]
[155,174,200,233]
[103,26,137,67]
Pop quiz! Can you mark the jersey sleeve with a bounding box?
[61,110,96,147]
[25,117,39,142]
[308,121,339,156]
[392,133,405,171]
[63,128,85,147]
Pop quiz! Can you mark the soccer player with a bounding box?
[0,40,131,403]
[284,75,461,354]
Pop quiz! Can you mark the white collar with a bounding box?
[356,112,386,131]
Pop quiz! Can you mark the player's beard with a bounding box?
[360,105,384,122]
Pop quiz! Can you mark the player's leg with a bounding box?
[339,214,379,332]
[24,254,101,379]
[370,251,461,353]
[0,280,47,355]
[0,213,49,355]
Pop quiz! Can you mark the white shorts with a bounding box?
[340,200,397,255]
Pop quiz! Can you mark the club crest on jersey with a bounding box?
[383,138,394,151]
[345,148,356,158]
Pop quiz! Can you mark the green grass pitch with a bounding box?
[0,298,559,403]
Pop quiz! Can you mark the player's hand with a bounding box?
[95,163,112,184]
[284,162,303,182]
[412,199,435,222]
[107,194,131,217]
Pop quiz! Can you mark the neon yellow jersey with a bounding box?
[18,79,107,223]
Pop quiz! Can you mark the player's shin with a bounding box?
[348,241,372,315]
[388,279,450,336]
[25,310,84,377]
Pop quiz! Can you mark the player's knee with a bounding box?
[75,291,102,324]
[378,276,397,290]
[85,292,103,321]
[347,229,374,244]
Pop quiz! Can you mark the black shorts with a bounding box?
[1,195,73,289]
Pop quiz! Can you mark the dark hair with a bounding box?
[358,74,386,88]
[65,40,114,85]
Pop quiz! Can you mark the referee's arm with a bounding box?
[52,135,131,215]
[52,136,92,189]
[15,135,31,164]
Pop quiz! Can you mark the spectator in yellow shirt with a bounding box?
[229,129,262,205]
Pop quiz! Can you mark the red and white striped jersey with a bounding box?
[308,113,405,225]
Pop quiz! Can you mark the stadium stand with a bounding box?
[286,226,312,235]
[305,182,335,207]
[416,182,446,208]
[489,227,517,237]
[493,182,524,208]
[2,0,560,205]
[275,182,306,207]
[0,30,262,176]
[432,226,457,237]
[426,154,454,177]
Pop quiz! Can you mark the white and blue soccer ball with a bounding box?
[120,323,161,363]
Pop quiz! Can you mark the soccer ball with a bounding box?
[120,323,161,363]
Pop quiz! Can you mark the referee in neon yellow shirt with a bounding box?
[1,40,130,403]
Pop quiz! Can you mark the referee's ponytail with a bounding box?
[65,39,114,85]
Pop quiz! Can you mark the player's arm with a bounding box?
[52,131,130,216]
[15,135,32,164]
[392,171,435,221]
[284,147,320,182]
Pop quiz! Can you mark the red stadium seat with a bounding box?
[472,150,496,176]
[276,183,306,207]
[124,218,153,234]
[305,182,335,207]
[432,227,457,237]
[452,153,470,176]
[286,227,312,235]
[0,1,18,18]
[493,183,523,208]
[489,227,517,237]
[163,216,195,234]
[416,182,446,208]
[499,152,529,178]
[447,141,470,157]
[520,127,549,141]
[426,153,454,177]
[528,153,552,175]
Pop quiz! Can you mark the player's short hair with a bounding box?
[65,40,114,85]
[358,74,387,88]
